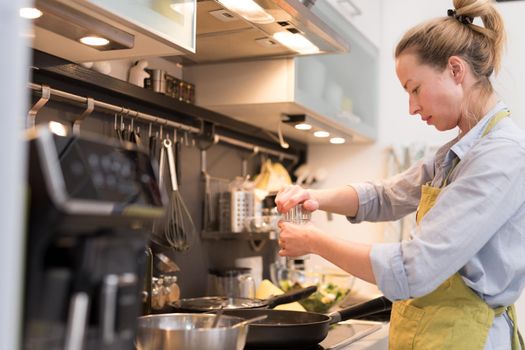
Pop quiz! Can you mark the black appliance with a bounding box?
[23,125,165,350]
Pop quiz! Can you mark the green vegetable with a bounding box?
[279,280,349,313]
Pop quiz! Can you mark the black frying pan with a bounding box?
[222,296,392,348]
[170,285,317,312]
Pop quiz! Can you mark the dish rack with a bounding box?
[202,175,255,233]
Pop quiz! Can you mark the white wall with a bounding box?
[495,0,525,334]
[308,0,525,328]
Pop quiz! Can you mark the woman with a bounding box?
[275,1,525,349]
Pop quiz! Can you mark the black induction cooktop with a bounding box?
[245,320,383,350]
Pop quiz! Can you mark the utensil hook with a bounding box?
[241,146,259,177]
[28,84,51,129]
[277,121,290,149]
[73,97,94,135]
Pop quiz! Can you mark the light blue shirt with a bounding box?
[349,102,525,349]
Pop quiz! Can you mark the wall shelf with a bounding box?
[202,231,277,241]
[31,50,307,157]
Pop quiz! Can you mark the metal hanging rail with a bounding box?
[28,82,200,133]
[28,83,298,162]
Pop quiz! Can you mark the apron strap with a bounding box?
[482,108,510,137]
[493,305,524,350]
[507,305,525,350]
[442,108,510,187]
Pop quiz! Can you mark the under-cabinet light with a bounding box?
[80,36,110,47]
[48,121,68,136]
[34,1,134,51]
[169,2,193,15]
[273,31,320,54]
[329,137,346,144]
[20,7,43,19]
[295,123,312,130]
[217,0,274,24]
[313,130,330,138]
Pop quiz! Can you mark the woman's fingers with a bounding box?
[275,185,312,213]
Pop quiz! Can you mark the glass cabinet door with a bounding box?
[82,0,196,53]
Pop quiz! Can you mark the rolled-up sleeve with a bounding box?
[370,243,411,300]
[347,155,434,224]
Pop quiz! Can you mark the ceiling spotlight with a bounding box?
[80,36,110,46]
[329,137,346,144]
[20,7,43,19]
[313,130,330,138]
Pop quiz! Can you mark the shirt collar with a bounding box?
[448,101,508,161]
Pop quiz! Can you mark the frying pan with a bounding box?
[222,296,392,348]
[170,285,317,312]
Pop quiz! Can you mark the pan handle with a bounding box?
[266,285,317,309]
[328,296,392,324]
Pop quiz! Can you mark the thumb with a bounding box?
[303,199,319,212]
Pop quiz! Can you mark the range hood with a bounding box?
[175,0,350,64]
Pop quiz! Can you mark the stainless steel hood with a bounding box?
[177,0,350,64]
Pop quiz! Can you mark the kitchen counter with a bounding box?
[343,323,388,350]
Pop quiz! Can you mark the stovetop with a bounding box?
[245,320,383,350]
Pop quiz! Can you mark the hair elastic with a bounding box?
[447,8,474,24]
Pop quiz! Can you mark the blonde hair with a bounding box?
[395,0,506,124]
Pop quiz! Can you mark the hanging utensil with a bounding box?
[148,125,161,165]
[160,136,196,251]
[129,117,143,146]
[114,114,122,141]
[120,113,129,141]
[149,138,173,248]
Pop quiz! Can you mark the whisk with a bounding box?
[158,136,196,251]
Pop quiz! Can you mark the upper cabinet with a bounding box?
[79,0,196,52]
[31,0,352,64]
[183,1,380,144]
[184,46,379,144]
[32,0,196,62]
[310,0,382,49]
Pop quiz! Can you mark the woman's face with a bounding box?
[396,52,464,132]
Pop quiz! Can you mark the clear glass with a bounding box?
[281,204,311,224]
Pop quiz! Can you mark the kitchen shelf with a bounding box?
[31,50,307,157]
[201,231,277,241]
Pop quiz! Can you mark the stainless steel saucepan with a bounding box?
[136,313,264,350]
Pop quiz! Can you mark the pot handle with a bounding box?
[328,296,392,324]
[266,285,317,309]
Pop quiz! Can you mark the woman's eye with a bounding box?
[412,87,419,94]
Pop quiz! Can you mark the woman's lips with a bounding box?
[424,116,432,124]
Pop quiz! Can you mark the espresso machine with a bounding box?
[23,125,165,350]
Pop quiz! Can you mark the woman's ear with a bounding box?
[448,56,465,84]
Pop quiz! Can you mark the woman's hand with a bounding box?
[275,185,319,214]
[278,221,324,257]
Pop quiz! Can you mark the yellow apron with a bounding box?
[389,109,525,350]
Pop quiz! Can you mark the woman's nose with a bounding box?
[409,97,420,115]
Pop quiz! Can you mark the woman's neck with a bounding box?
[458,93,499,134]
